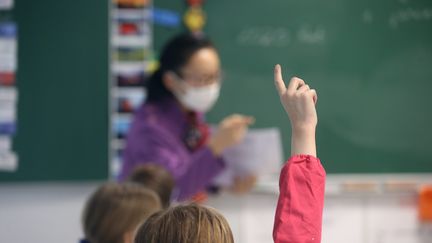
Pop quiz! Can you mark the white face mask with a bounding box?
[173,79,221,112]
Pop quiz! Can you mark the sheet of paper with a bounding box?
[0,150,17,171]
[0,22,17,72]
[0,100,16,121]
[0,87,17,102]
[212,127,284,187]
[0,0,13,10]
[0,135,11,151]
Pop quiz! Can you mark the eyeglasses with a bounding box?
[177,70,224,86]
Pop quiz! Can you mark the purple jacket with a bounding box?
[119,97,225,200]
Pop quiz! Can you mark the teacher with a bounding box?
[119,33,254,201]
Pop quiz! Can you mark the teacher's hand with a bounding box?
[208,114,254,156]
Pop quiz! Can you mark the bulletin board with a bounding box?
[0,0,109,181]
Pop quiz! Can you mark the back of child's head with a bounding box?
[82,182,162,243]
[134,203,234,243]
[128,163,174,208]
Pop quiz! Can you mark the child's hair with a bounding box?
[127,164,174,208]
[82,182,162,243]
[134,203,234,243]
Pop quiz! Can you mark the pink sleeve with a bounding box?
[273,155,326,243]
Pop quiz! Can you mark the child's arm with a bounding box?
[272,65,326,243]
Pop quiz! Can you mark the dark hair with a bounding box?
[127,164,175,208]
[82,182,162,243]
[146,32,216,102]
[134,203,234,243]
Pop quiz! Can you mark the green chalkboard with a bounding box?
[0,0,109,181]
[155,0,432,173]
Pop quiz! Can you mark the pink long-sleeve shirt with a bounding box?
[273,155,326,243]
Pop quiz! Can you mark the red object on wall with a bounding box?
[119,23,139,35]
[0,72,15,86]
[186,0,204,7]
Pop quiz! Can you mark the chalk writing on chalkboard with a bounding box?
[388,8,432,28]
[236,25,326,47]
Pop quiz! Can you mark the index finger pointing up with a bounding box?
[274,64,286,95]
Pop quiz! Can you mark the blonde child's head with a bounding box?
[135,203,234,243]
[128,164,174,208]
[82,182,162,243]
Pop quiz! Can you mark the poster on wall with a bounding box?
[0,0,13,10]
[0,21,18,171]
[110,0,153,177]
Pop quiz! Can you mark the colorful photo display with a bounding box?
[0,20,18,171]
[116,69,147,87]
[110,148,124,178]
[111,0,153,177]
[115,0,151,9]
[114,47,150,62]
[113,115,131,140]
[114,19,151,36]
[114,87,146,113]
